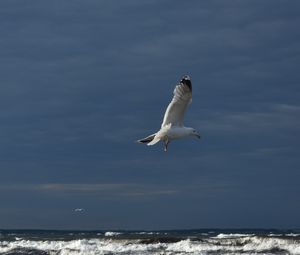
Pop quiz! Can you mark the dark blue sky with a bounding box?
[0,0,300,230]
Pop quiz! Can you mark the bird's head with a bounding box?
[188,128,201,139]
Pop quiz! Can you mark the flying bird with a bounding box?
[74,208,84,212]
[137,75,200,151]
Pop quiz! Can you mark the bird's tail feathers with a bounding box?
[137,133,156,144]
[147,136,161,146]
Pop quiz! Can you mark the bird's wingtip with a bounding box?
[182,74,191,80]
[180,75,192,91]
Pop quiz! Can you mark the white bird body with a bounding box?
[138,75,200,151]
[148,125,194,145]
[166,126,195,140]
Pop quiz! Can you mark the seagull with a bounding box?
[74,208,84,212]
[137,75,200,151]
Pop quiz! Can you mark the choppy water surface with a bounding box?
[1,229,300,254]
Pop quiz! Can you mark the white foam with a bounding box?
[268,233,283,237]
[0,236,299,255]
[134,232,162,235]
[286,233,300,237]
[167,237,300,255]
[0,239,155,254]
[242,236,300,254]
[104,231,122,237]
[167,239,219,253]
[214,233,254,238]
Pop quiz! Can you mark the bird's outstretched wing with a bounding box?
[161,75,192,127]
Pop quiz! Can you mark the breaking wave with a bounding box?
[214,233,255,238]
[0,234,300,255]
[104,231,122,237]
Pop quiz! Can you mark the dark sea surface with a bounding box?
[0,229,300,254]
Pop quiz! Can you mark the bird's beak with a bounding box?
[195,133,201,139]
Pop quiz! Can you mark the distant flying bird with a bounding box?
[74,208,84,212]
[137,75,200,151]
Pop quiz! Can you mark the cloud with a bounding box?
[196,103,300,135]
[0,178,236,200]
[40,183,132,192]
[241,146,292,157]
[0,183,179,198]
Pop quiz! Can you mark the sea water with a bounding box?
[0,229,300,254]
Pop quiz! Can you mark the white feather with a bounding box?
[161,81,192,127]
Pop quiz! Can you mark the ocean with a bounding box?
[0,229,299,255]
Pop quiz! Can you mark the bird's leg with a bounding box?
[164,139,170,152]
